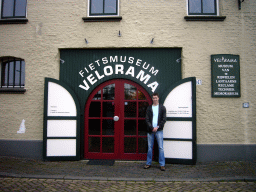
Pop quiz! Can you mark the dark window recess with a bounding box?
[188,0,217,15]
[0,57,26,93]
[1,0,27,18]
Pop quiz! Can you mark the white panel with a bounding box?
[163,121,192,139]
[164,141,192,159]
[47,120,77,137]
[47,139,76,156]
[164,81,192,117]
[48,82,77,116]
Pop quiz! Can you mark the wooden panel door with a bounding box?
[84,79,152,160]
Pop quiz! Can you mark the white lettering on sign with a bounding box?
[217,76,235,79]
[214,57,237,63]
[104,66,113,76]
[115,64,124,74]
[214,92,239,95]
[216,80,236,83]
[213,56,239,96]
[110,56,118,63]
[78,56,160,93]
[218,84,234,87]
[136,70,151,84]
[218,65,234,68]
[78,56,159,76]
[125,66,135,77]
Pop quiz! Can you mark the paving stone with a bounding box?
[0,156,256,191]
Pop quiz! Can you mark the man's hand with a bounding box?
[152,127,158,132]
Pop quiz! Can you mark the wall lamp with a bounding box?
[150,38,154,44]
[238,0,244,10]
[118,30,121,37]
[85,38,89,44]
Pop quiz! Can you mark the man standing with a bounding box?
[144,93,166,171]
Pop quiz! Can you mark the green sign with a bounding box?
[60,48,182,110]
[211,54,240,97]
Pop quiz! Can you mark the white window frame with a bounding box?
[87,0,120,17]
[186,0,219,16]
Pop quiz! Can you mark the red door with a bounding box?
[84,79,152,160]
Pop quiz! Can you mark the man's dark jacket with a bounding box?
[145,104,166,132]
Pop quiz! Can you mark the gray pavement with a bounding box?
[1,178,256,191]
[0,156,256,182]
[0,156,256,191]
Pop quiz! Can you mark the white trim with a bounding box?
[186,0,219,16]
[0,0,2,19]
[87,0,120,17]
[0,61,2,87]
[213,0,220,16]
[186,0,189,15]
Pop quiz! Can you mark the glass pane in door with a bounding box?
[89,102,101,117]
[103,102,114,117]
[102,119,114,135]
[138,90,146,100]
[102,137,114,153]
[138,137,147,153]
[124,102,136,117]
[138,102,148,117]
[93,90,101,100]
[124,83,137,100]
[138,120,147,136]
[103,84,115,100]
[88,137,100,152]
[124,137,136,153]
[124,120,136,135]
[89,119,100,135]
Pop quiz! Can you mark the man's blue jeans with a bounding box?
[146,130,165,167]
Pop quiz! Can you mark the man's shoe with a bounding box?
[144,164,151,169]
[161,166,165,171]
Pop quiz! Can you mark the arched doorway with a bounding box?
[84,79,152,160]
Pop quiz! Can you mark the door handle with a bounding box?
[113,116,119,121]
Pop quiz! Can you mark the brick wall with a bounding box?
[0,0,255,145]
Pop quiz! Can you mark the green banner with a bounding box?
[60,48,182,110]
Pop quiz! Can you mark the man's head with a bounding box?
[152,93,159,106]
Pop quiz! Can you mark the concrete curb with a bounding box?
[1,172,255,182]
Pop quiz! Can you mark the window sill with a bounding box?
[82,16,122,22]
[184,16,226,21]
[0,18,28,24]
[0,88,26,93]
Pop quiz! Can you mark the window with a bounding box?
[0,57,25,91]
[1,0,27,19]
[89,0,118,16]
[188,0,217,15]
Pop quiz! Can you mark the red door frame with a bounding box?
[84,79,152,160]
